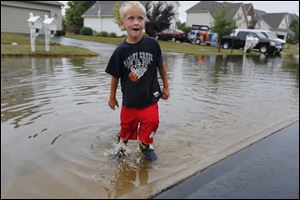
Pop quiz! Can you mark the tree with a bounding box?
[65,1,95,32]
[211,3,236,51]
[145,1,176,36]
[287,18,299,44]
[177,21,191,34]
[113,2,121,29]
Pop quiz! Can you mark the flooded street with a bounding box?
[1,39,299,198]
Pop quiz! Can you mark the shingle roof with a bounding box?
[82,1,121,17]
[255,9,299,28]
[243,3,252,13]
[186,1,243,20]
[28,1,64,7]
[262,13,288,28]
[254,9,267,19]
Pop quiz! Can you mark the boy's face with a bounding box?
[122,7,146,41]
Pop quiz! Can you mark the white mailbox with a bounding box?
[43,15,57,52]
[27,13,43,52]
[244,35,259,53]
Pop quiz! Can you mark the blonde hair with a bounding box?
[120,1,146,20]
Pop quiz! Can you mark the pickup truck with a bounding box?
[221,30,283,55]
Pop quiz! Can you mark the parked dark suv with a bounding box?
[221,29,283,55]
[154,28,187,42]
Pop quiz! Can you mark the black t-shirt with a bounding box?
[105,37,163,108]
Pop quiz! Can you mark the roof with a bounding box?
[27,13,42,22]
[254,9,267,19]
[243,3,253,13]
[28,1,64,7]
[43,15,57,24]
[1,1,64,7]
[186,1,244,20]
[82,1,148,18]
[82,1,123,17]
[262,13,288,28]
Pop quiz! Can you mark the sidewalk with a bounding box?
[154,121,299,199]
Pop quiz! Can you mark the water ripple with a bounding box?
[1,54,299,198]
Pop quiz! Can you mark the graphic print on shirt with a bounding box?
[123,52,153,82]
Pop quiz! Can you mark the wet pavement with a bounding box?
[154,121,299,199]
[54,36,117,58]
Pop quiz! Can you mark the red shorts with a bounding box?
[120,103,159,144]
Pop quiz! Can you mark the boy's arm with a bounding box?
[108,76,119,110]
[158,60,169,100]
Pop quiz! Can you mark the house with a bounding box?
[254,10,298,40]
[1,1,63,34]
[186,1,248,29]
[244,3,256,29]
[82,1,180,36]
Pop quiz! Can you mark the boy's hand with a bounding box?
[108,98,119,110]
[162,87,169,100]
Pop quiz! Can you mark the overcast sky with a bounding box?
[178,1,299,22]
[60,1,299,22]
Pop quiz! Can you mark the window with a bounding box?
[238,31,248,40]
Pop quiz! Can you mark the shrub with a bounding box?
[55,30,66,36]
[108,32,117,37]
[66,25,81,34]
[97,31,108,37]
[80,27,93,35]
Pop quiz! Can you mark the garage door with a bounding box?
[1,5,50,34]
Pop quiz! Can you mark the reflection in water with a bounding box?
[1,57,58,128]
[1,53,299,198]
[108,159,149,198]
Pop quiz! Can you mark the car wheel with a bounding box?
[195,38,201,45]
[171,37,176,42]
[223,42,230,49]
[260,45,268,53]
[276,51,281,56]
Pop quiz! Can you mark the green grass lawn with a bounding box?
[66,33,257,56]
[66,33,299,56]
[1,32,98,57]
[281,43,299,55]
[158,40,259,55]
[2,32,297,57]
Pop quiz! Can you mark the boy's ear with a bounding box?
[145,18,149,26]
[119,20,125,31]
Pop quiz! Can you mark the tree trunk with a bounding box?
[218,34,221,52]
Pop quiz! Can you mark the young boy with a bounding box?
[105,1,169,161]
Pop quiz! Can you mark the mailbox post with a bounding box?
[43,15,57,52]
[27,13,43,52]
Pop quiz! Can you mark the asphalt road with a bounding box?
[154,121,299,199]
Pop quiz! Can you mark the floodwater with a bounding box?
[1,44,299,198]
